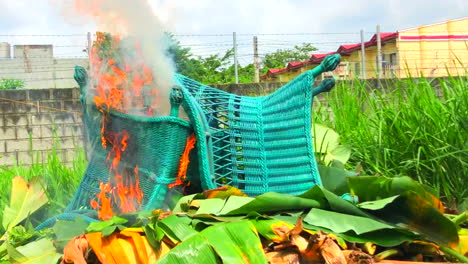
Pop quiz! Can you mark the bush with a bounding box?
[0,78,25,90]
[314,75,468,209]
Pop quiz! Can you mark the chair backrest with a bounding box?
[175,53,341,196]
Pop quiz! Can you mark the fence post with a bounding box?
[233,32,239,84]
[360,29,366,79]
[253,36,260,83]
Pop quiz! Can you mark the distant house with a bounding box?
[261,17,468,81]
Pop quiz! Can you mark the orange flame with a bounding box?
[169,134,197,189]
[89,32,153,220]
[91,182,114,221]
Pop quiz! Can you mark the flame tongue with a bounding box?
[90,32,152,220]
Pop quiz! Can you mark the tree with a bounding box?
[262,43,317,71]
[166,34,317,84]
[166,35,255,84]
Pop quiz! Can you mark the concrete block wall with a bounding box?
[4,78,433,166]
[0,88,84,166]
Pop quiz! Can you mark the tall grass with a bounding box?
[314,75,468,207]
[0,144,87,225]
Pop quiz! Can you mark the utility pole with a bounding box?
[87,32,93,72]
[87,32,92,56]
[253,36,260,83]
[376,25,383,80]
[233,32,239,84]
[360,30,366,79]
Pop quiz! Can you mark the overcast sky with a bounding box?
[0,0,467,61]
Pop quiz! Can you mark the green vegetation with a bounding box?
[0,79,24,90]
[313,75,468,210]
[166,34,316,84]
[262,43,317,70]
[0,147,87,230]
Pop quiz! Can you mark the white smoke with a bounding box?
[55,0,175,116]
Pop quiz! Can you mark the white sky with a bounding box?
[0,0,467,63]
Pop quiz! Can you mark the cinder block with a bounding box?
[59,137,81,149]
[39,101,63,113]
[15,103,37,113]
[30,138,55,151]
[16,126,41,139]
[17,151,34,165]
[6,139,31,152]
[4,114,30,126]
[0,90,27,101]
[72,88,81,100]
[0,141,5,152]
[51,113,77,124]
[0,127,16,140]
[52,89,73,100]
[63,124,84,137]
[40,125,60,138]
[0,102,15,113]
[63,100,81,111]
[0,152,18,166]
[31,113,52,125]
[28,90,51,101]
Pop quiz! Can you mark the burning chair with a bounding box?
[37,39,340,228]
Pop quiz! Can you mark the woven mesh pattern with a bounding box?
[175,70,323,196]
[67,107,193,212]
[37,54,340,229]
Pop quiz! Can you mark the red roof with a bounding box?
[261,32,399,79]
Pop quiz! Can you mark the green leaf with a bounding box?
[158,215,198,242]
[300,186,369,217]
[325,145,351,166]
[361,191,459,247]
[201,221,268,264]
[172,194,197,213]
[304,208,395,235]
[358,196,400,210]
[52,218,89,250]
[314,124,340,153]
[144,218,166,250]
[251,219,293,242]
[221,192,323,215]
[194,198,228,215]
[313,124,351,165]
[100,225,118,237]
[9,238,61,264]
[2,177,48,232]
[347,176,443,210]
[318,165,355,195]
[156,233,219,264]
[85,216,128,234]
[275,213,414,247]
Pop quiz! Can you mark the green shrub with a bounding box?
[0,78,25,90]
[314,75,468,209]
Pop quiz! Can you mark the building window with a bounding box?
[354,62,361,77]
[389,53,397,65]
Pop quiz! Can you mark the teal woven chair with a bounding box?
[176,53,341,196]
[36,53,340,229]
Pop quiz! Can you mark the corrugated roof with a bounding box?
[261,32,399,79]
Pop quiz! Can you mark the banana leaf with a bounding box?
[359,191,458,247]
[348,176,443,211]
[2,177,48,233]
[157,220,267,264]
[6,238,61,264]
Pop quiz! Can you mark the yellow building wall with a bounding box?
[271,64,317,82]
[264,17,467,82]
[397,17,468,78]
[340,41,398,79]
